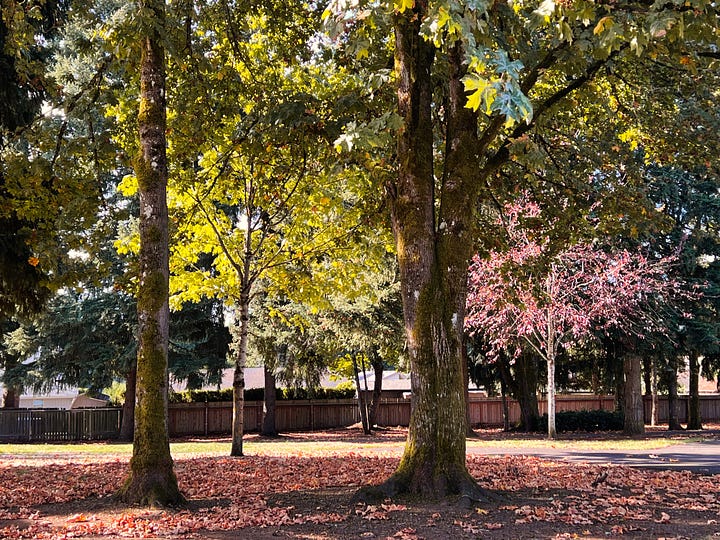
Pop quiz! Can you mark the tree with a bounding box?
[644,165,720,430]
[158,2,388,456]
[0,0,64,405]
[323,0,719,497]
[322,261,405,431]
[116,0,183,505]
[466,197,687,437]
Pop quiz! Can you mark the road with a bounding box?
[467,438,720,474]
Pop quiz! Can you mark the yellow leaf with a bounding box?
[593,16,613,35]
[394,0,414,13]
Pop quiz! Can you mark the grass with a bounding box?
[0,430,708,459]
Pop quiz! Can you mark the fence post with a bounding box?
[204,400,209,437]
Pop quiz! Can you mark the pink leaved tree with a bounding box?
[465,196,688,438]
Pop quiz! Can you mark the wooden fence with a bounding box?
[2,394,720,441]
[0,408,121,442]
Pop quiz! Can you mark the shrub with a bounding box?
[170,386,355,403]
[537,409,624,432]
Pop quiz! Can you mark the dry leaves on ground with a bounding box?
[1,443,719,539]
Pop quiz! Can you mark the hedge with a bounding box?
[170,386,356,403]
[537,409,624,432]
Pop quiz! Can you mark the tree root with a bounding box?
[351,467,502,507]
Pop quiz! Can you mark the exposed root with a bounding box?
[352,468,501,507]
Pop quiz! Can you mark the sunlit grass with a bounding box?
[0,432,706,460]
[465,436,705,451]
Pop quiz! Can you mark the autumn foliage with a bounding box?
[465,197,688,360]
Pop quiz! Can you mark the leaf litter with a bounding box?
[1,436,719,539]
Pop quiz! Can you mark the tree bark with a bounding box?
[2,385,20,408]
[357,13,487,502]
[230,300,249,456]
[353,354,370,434]
[665,357,683,430]
[546,285,556,440]
[501,353,540,432]
[546,355,557,439]
[261,362,278,436]
[623,354,644,436]
[117,0,183,505]
[119,364,137,441]
[368,354,384,428]
[687,351,702,430]
[650,360,658,427]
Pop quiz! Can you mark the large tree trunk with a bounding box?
[623,354,644,436]
[261,362,277,436]
[117,0,183,505]
[687,351,702,430]
[119,364,137,441]
[358,13,486,501]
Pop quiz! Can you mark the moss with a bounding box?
[137,270,167,314]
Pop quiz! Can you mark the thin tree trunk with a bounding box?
[353,354,370,434]
[614,354,625,412]
[2,384,20,408]
[503,353,540,432]
[666,357,683,430]
[642,355,651,425]
[119,364,137,441]
[500,378,510,431]
[688,351,702,430]
[368,355,384,428]
[623,354,644,436]
[1,353,21,408]
[547,355,557,439]
[462,339,474,436]
[230,300,249,456]
[651,360,658,427]
[546,281,556,440]
[261,362,277,436]
[117,0,183,505]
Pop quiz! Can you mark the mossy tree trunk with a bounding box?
[117,0,183,506]
[623,354,645,436]
[362,8,487,501]
[687,351,702,430]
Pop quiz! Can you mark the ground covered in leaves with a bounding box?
[1,428,720,539]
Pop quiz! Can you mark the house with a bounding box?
[0,384,109,409]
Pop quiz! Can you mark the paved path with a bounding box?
[467,439,720,474]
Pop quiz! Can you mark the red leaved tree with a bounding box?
[465,197,689,438]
